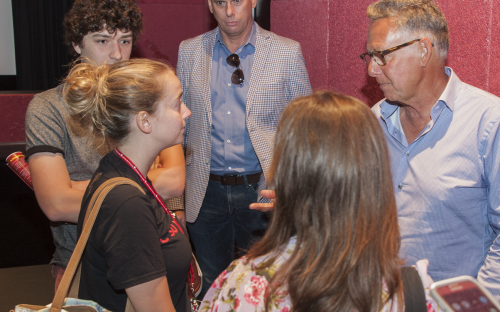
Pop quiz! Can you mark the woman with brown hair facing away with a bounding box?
[200,91,440,312]
[64,59,192,312]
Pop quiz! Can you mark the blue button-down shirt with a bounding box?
[210,23,261,175]
[372,67,500,299]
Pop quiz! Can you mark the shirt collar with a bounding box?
[380,66,462,120]
[215,22,257,52]
[437,67,462,112]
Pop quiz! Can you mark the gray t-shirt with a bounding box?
[25,85,110,268]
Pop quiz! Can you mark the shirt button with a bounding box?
[398,184,403,189]
[228,83,231,87]
[227,140,230,143]
[227,111,231,115]
[405,151,409,156]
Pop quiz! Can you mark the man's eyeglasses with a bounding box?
[360,39,433,66]
[226,54,244,85]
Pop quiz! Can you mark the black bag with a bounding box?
[401,267,427,312]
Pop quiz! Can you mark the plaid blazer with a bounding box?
[177,24,312,223]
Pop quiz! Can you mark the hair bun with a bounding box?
[63,58,173,143]
[64,61,111,133]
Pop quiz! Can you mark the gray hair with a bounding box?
[367,0,449,60]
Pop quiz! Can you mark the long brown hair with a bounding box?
[246,91,402,312]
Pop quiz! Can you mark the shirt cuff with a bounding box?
[25,145,65,160]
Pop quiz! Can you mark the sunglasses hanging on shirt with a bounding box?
[226,54,244,85]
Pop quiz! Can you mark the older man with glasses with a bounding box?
[364,0,500,300]
[176,0,312,299]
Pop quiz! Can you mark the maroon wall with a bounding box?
[133,0,217,66]
[7,1,497,142]
[0,94,35,143]
[271,0,500,106]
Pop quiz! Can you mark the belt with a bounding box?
[209,172,261,185]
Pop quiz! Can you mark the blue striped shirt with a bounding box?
[372,67,500,299]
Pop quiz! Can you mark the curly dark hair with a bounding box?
[63,0,143,56]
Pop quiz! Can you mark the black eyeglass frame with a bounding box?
[226,53,244,85]
[360,39,434,66]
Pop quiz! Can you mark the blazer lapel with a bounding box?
[247,25,271,115]
[199,28,218,127]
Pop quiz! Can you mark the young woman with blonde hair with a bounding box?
[64,58,192,312]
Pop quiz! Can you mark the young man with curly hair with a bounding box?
[24,0,143,291]
[62,0,143,64]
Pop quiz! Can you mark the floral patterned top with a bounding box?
[199,237,441,312]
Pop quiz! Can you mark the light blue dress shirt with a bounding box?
[210,23,261,175]
[372,67,500,299]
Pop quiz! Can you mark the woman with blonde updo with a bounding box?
[64,58,192,312]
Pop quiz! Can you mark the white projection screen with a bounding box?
[0,0,16,75]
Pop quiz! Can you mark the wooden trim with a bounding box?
[0,142,26,160]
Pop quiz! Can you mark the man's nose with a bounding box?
[367,58,381,77]
[109,41,123,61]
[183,104,192,120]
[226,3,235,17]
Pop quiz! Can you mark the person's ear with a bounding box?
[207,0,214,14]
[72,42,82,55]
[136,112,152,134]
[419,37,433,68]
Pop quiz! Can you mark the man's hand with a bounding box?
[29,152,85,223]
[150,156,162,171]
[249,190,276,212]
[174,210,186,227]
[148,145,185,199]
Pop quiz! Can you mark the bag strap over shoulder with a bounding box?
[50,177,145,312]
[401,266,427,312]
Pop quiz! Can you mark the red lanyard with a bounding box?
[114,148,185,235]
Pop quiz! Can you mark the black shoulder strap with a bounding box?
[401,266,427,312]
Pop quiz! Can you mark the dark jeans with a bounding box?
[187,178,270,300]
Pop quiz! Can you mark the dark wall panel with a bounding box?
[12,0,74,91]
[0,161,54,268]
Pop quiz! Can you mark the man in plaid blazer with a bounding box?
[177,0,312,297]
